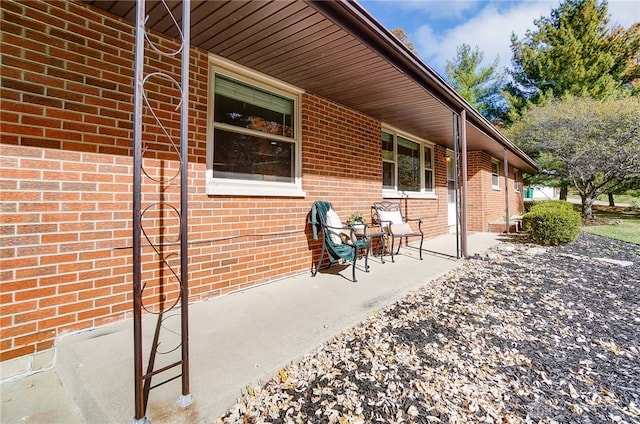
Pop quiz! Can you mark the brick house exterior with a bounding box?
[0,0,534,362]
[466,151,525,232]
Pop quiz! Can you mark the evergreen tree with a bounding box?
[507,0,639,121]
[445,44,507,124]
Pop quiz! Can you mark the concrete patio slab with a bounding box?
[1,232,501,424]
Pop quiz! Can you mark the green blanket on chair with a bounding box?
[310,201,365,262]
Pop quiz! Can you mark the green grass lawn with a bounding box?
[567,193,640,207]
[582,217,640,245]
[527,198,640,244]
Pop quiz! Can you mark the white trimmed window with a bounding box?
[382,131,396,190]
[424,145,434,192]
[207,56,304,196]
[382,128,435,196]
[514,169,520,192]
[491,159,500,189]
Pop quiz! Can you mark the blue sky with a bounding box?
[358,0,640,77]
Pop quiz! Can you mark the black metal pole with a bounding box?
[452,113,460,258]
[460,110,468,258]
[504,148,510,234]
[177,0,193,408]
[132,0,145,422]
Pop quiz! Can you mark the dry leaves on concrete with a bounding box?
[216,233,640,424]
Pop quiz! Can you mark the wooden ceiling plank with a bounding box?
[215,2,310,58]
[191,1,268,48]
[255,25,344,75]
[272,41,373,80]
[146,1,182,36]
[236,18,335,69]
[232,11,328,64]
[257,33,357,78]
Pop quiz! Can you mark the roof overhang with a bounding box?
[84,0,537,173]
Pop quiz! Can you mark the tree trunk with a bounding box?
[608,193,615,207]
[581,193,595,219]
[560,186,568,200]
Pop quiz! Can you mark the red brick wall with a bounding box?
[512,170,525,214]
[466,151,523,232]
[466,151,487,231]
[0,0,209,360]
[302,94,381,213]
[0,0,520,361]
[1,0,388,360]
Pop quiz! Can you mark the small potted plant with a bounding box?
[347,211,366,233]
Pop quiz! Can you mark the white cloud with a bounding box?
[414,1,555,75]
[412,0,639,76]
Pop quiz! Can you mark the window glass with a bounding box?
[382,130,434,193]
[214,75,293,138]
[424,146,432,170]
[424,146,433,191]
[212,74,296,183]
[382,131,394,161]
[383,162,395,189]
[213,128,294,182]
[397,136,420,192]
[382,131,395,189]
[492,161,500,187]
[424,171,433,191]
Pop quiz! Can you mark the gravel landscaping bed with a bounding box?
[217,233,640,424]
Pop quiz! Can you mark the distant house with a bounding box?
[0,0,536,361]
[530,186,560,201]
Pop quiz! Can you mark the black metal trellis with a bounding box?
[132,1,192,423]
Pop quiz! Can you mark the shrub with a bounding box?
[529,200,576,212]
[523,201,581,246]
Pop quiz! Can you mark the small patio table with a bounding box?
[352,224,386,264]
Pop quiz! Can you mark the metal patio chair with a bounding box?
[372,200,424,262]
[309,201,370,282]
